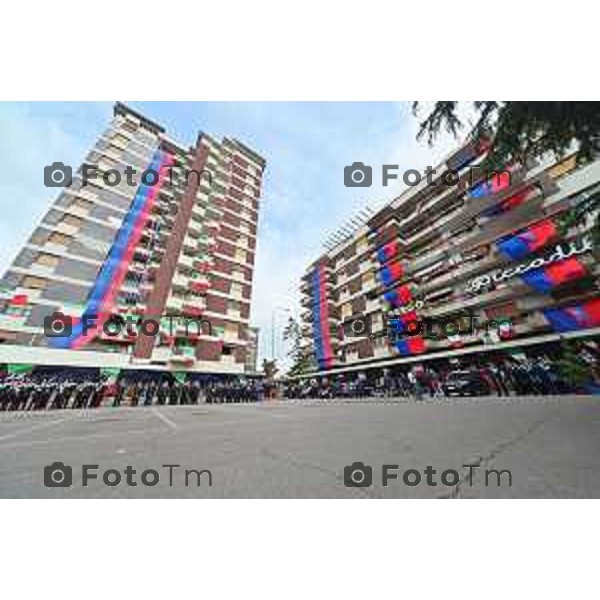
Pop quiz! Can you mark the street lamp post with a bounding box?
[271,306,291,360]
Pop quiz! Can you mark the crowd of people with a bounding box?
[0,352,598,411]
[0,370,266,411]
[283,357,592,400]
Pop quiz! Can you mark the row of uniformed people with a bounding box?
[0,375,267,410]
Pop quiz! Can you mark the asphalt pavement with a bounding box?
[1,395,599,498]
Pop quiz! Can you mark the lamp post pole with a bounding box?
[271,306,291,360]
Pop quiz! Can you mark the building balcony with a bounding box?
[301,324,313,335]
[66,205,91,219]
[98,324,137,344]
[220,354,236,366]
[192,204,205,220]
[55,223,80,237]
[345,351,359,363]
[128,261,147,275]
[182,300,206,317]
[146,261,160,276]
[227,307,241,319]
[193,258,213,273]
[196,234,212,245]
[151,346,171,362]
[165,295,184,313]
[223,329,240,343]
[188,218,204,235]
[373,345,391,359]
[366,298,381,313]
[169,346,196,364]
[301,295,314,307]
[230,287,244,301]
[204,220,221,234]
[189,276,210,294]
[230,269,247,284]
[28,264,56,278]
[172,272,189,289]
[182,235,197,253]
[178,253,195,269]
[339,290,351,303]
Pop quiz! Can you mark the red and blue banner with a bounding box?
[543,298,600,332]
[310,265,334,369]
[520,256,587,293]
[387,310,419,335]
[469,170,512,198]
[496,219,558,261]
[469,168,529,216]
[394,336,426,356]
[51,149,174,349]
[379,261,404,286]
[447,139,491,172]
[376,239,400,264]
[384,285,412,308]
[481,187,530,217]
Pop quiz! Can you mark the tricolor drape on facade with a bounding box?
[496,219,558,261]
[375,231,424,355]
[386,306,427,355]
[310,265,334,369]
[51,149,174,349]
[482,188,530,217]
[386,310,419,335]
[543,298,600,332]
[469,170,512,198]
[469,169,529,216]
[383,285,413,308]
[375,234,405,288]
[520,256,587,293]
[376,239,400,264]
[393,336,426,356]
[379,261,404,286]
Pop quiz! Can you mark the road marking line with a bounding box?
[151,408,178,430]
[0,417,68,443]
[0,426,169,451]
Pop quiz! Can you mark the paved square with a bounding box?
[1,395,599,498]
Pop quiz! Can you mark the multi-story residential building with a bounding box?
[300,141,600,376]
[0,103,265,374]
[244,326,259,374]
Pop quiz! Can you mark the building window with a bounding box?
[47,232,71,247]
[111,133,129,147]
[21,276,47,290]
[59,214,83,229]
[548,155,578,180]
[33,253,60,269]
[71,198,93,213]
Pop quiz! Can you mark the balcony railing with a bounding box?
[169,346,196,363]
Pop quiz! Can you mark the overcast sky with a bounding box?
[0,101,468,364]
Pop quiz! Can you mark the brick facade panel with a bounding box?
[196,340,222,361]
[206,295,227,314]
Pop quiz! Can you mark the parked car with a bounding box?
[442,370,490,397]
